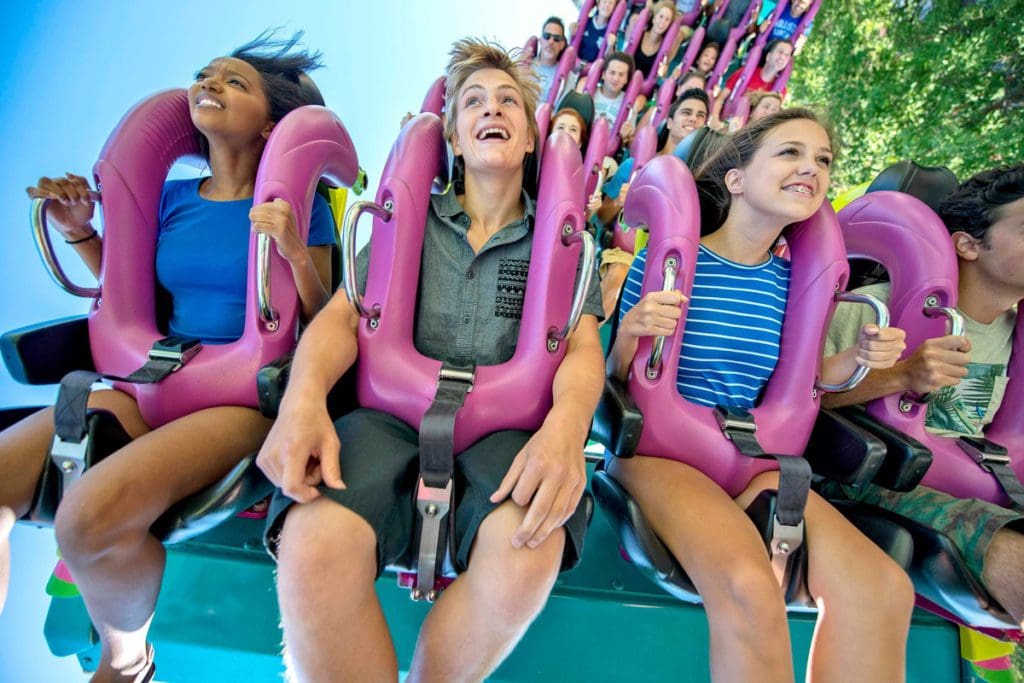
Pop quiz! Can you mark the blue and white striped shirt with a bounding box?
[619,245,791,408]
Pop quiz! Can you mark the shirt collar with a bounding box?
[431,184,535,232]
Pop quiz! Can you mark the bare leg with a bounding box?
[738,472,915,683]
[610,456,794,683]
[407,501,564,683]
[54,406,270,683]
[981,527,1024,626]
[276,497,397,683]
[0,390,150,517]
[0,505,13,615]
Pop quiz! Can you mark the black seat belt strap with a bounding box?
[715,405,811,584]
[413,362,475,601]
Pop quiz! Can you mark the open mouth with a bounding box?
[477,126,510,141]
[196,95,224,110]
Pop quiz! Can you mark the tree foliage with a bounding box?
[787,0,1024,193]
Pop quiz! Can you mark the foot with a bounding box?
[89,644,155,683]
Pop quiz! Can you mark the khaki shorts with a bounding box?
[599,247,636,278]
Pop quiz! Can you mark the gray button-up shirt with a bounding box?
[357,187,603,367]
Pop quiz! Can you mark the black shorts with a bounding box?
[265,408,589,576]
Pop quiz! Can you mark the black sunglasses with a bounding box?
[541,31,565,42]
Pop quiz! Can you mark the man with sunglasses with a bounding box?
[532,17,570,104]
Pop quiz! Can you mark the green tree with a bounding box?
[788,0,1024,193]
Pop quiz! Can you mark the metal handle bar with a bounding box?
[256,234,280,331]
[645,256,680,380]
[341,199,393,319]
[548,228,597,351]
[817,291,891,393]
[907,305,966,405]
[30,194,102,298]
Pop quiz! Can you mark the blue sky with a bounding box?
[0,1,574,679]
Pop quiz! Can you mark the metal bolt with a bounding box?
[547,339,559,352]
[899,400,913,413]
[427,590,438,603]
[777,541,791,555]
[646,368,658,380]
[369,318,379,330]
[266,320,279,332]
[924,295,938,307]
[425,503,437,517]
[383,199,395,213]
[811,388,818,399]
[410,588,423,602]
[666,257,678,268]
[562,223,573,236]
[61,460,77,474]
[611,580,624,591]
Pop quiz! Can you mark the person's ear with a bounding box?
[261,121,275,141]
[952,231,982,261]
[725,168,744,195]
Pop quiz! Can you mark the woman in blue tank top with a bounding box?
[2,32,334,680]
[608,109,914,682]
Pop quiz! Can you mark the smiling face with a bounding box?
[696,45,718,72]
[749,94,782,121]
[450,68,535,176]
[764,41,794,73]
[189,57,273,148]
[667,96,708,143]
[552,112,584,146]
[652,7,674,36]
[791,0,813,16]
[602,57,630,95]
[730,118,833,226]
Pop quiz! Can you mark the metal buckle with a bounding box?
[147,337,202,371]
[713,405,757,434]
[958,436,1011,471]
[437,365,474,392]
[412,478,454,602]
[50,434,88,493]
[769,516,803,586]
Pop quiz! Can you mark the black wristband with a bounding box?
[65,230,98,245]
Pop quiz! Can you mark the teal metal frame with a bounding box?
[42,465,963,682]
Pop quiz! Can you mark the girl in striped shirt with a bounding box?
[607,109,912,683]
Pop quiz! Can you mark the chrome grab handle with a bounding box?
[341,199,393,319]
[645,256,680,380]
[924,305,964,338]
[817,291,891,393]
[907,305,966,405]
[30,193,102,299]
[548,227,597,351]
[256,234,280,331]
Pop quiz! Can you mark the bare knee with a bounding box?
[276,499,378,604]
[466,509,564,625]
[701,558,787,632]
[54,477,136,563]
[824,551,915,622]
